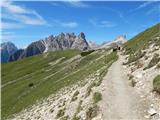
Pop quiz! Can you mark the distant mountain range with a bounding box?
[100,35,127,49]
[1,32,126,63]
[1,32,90,63]
[1,42,18,63]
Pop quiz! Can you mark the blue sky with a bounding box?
[1,1,160,48]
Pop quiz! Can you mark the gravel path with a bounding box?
[99,53,148,120]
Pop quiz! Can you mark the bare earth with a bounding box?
[99,53,149,120]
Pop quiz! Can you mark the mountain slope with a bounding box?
[2,49,117,119]
[1,42,18,63]
[123,23,160,55]
[122,23,160,119]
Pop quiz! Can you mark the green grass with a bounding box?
[153,75,160,94]
[2,49,118,119]
[80,50,95,56]
[124,23,160,54]
[123,23,160,64]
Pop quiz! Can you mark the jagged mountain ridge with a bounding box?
[9,32,89,62]
[3,33,127,62]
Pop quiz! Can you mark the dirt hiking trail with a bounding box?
[99,53,149,120]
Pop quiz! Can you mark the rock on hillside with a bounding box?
[1,42,18,63]
[9,32,89,62]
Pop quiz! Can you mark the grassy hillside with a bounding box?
[123,23,160,55]
[2,49,118,119]
[123,23,160,64]
[123,23,160,97]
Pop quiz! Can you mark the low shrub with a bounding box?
[93,92,102,103]
[28,83,34,87]
[80,50,95,56]
[56,108,65,118]
[86,104,99,120]
[128,74,134,80]
[153,75,160,94]
[131,79,136,87]
[71,91,79,101]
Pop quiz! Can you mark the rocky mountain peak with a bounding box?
[47,35,54,41]
[78,32,85,39]
[114,35,126,42]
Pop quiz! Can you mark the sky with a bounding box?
[1,0,160,48]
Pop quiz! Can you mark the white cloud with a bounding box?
[1,31,16,41]
[130,1,155,12]
[89,19,116,28]
[4,14,46,25]
[51,1,90,8]
[61,22,78,28]
[50,2,62,7]
[137,1,154,9]
[52,20,78,28]
[146,5,160,15]
[1,1,31,14]
[1,0,47,28]
[65,1,90,8]
[1,22,23,29]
